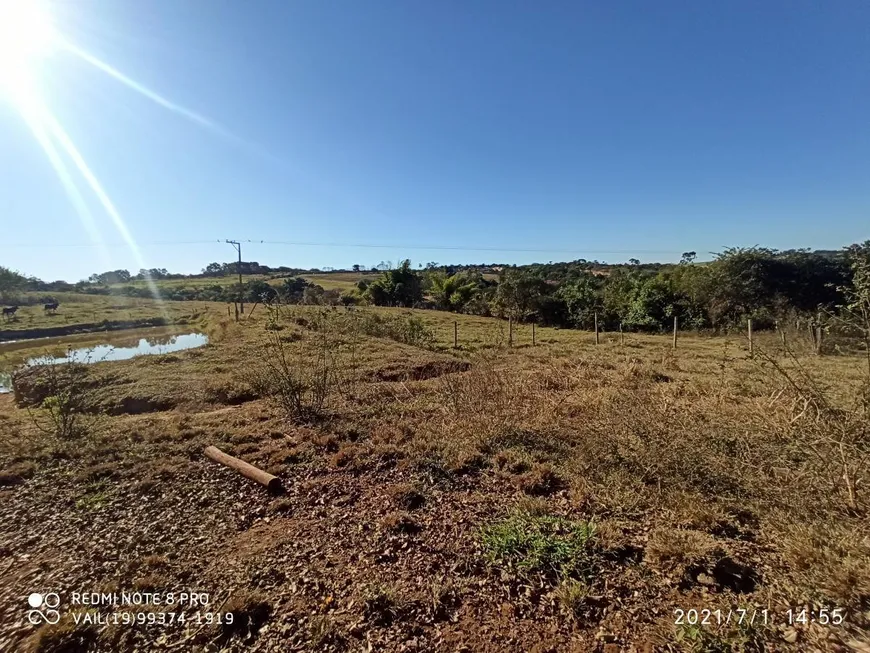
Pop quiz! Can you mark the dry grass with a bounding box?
[1,298,868,650]
[0,292,205,334]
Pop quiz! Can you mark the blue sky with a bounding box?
[1,0,868,282]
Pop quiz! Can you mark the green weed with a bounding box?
[480,508,595,579]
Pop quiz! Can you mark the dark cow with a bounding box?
[44,301,59,313]
[2,305,18,320]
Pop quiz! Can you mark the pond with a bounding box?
[0,332,208,393]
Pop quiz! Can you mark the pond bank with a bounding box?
[0,317,172,342]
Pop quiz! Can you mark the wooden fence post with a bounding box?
[748,318,753,357]
[532,322,536,346]
[453,320,458,349]
[594,312,599,345]
[672,315,678,349]
[815,311,823,355]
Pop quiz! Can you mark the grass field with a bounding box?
[0,292,201,333]
[99,271,372,294]
[0,295,867,651]
[304,271,376,291]
[108,274,276,289]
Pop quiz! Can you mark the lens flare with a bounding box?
[16,96,111,271]
[0,0,57,89]
[35,107,167,305]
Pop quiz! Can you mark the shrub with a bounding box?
[251,328,343,422]
[21,354,93,440]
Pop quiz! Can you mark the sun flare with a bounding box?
[0,0,57,90]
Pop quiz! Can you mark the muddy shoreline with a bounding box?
[0,317,172,343]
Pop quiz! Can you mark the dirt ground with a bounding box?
[0,301,868,652]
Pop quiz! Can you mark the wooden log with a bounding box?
[204,446,283,493]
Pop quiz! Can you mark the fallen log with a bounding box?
[204,445,283,494]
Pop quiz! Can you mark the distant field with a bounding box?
[0,292,205,333]
[105,272,378,294]
[94,269,492,297]
[110,275,277,290]
[303,272,375,291]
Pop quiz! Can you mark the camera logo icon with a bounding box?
[27,592,60,625]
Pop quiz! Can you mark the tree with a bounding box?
[680,251,697,265]
[706,248,787,327]
[840,241,870,377]
[428,272,479,312]
[491,269,553,321]
[352,264,361,273]
[364,260,423,307]
[203,262,223,276]
[244,279,277,304]
[279,277,309,303]
[303,284,326,305]
[557,274,602,329]
[0,266,28,301]
[88,269,132,285]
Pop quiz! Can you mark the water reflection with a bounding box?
[31,333,209,365]
[0,332,208,393]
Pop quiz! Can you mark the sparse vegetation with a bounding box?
[250,325,344,422]
[481,508,596,580]
[21,353,93,439]
[1,280,869,651]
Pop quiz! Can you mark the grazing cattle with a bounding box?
[2,305,18,319]
[44,301,59,312]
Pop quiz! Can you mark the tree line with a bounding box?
[347,245,869,333]
[3,242,869,334]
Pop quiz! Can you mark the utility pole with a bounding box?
[226,240,244,315]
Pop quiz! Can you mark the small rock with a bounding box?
[697,573,716,586]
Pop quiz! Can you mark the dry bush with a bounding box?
[250,326,345,423]
[753,346,869,514]
[436,355,545,447]
[645,528,718,575]
[426,575,461,621]
[221,590,271,642]
[554,578,590,621]
[389,483,426,510]
[0,461,36,486]
[17,356,95,440]
[512,463,565,496]
[28,614,98,653]
[782,524,870,613]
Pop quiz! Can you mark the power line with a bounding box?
[3,238,684,256]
